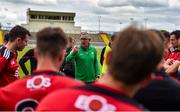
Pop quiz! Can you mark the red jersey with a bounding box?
[0,46,19,87]
[165,51,180,78]
[37,83,146,111]
[167,51,180,61]
[0,70,83,111]
[164,49,171,61]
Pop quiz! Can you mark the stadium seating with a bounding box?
[29,32,106,48]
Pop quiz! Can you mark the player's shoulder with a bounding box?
[43,85,93,100]
[0,46,14,60]
[52,76,84,87]
[37,84,145,111]
[37,88,117,111]
[39,87,82,103]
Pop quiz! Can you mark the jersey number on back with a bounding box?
[15,98,38,112]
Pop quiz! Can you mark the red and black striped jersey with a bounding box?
[37,83,146,111]
[0,70,84,111]
[0,45,19,87]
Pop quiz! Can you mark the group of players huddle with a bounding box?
[0,25,179,111]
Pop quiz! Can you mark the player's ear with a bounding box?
[59,49,66,62]
[15,37,21,44]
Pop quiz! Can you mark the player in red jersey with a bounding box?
[0,25,30,87]
[0,27,83,111]
[164,31,180,78]
[164,30,180,60]
[37,27,164,111]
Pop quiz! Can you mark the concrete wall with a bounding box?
[22,20,81,34]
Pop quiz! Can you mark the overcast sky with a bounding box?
[0,0,180,32]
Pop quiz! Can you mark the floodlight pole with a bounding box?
[98,16,101,33]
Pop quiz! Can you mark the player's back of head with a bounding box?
[109,26,164,85]
[36,27,67,59]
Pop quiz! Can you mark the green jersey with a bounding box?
[66,45,100,82]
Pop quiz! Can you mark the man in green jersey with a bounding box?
[66,33,100,84]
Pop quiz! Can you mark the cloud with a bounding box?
[0,0,179,32]
[130,0,169,7]
[5,0,58,6]
[98,0,169,8]
[107,6,142,15]
[169,0,180,7]
[0,8,18,27]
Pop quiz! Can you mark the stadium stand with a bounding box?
[29,32,107,48]
[1,31,112,48]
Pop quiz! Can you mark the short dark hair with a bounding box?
[3,33,10,42]
[109,27,164,85]
[161,30,170,39]
[36,27,67,59]
[9,25,31,41]
[170,30,180,39]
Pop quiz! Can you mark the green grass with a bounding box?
[17,47,102,78]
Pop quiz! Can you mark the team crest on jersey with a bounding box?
[75,95,116,111]
[11,60,15,65]
[26,76,51,89]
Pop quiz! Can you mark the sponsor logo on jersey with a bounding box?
[26,76,51,89]
[75,95,116,111]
